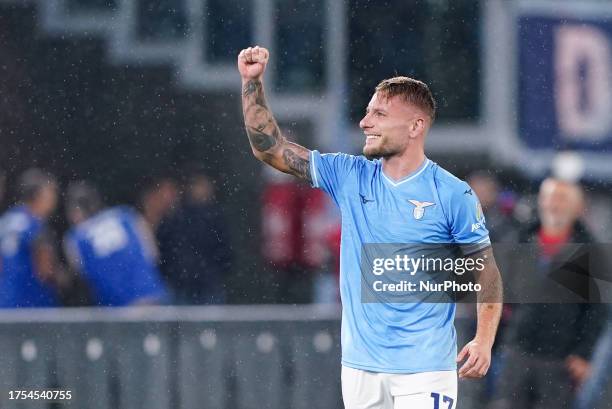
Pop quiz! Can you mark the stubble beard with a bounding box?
[363,138,402,160]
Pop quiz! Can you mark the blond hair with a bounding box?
[375,76,436,122]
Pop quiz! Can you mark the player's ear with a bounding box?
[410,118,425,136]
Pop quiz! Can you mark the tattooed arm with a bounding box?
[238,46,312,182]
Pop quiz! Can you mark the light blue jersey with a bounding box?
[310,151,490,373]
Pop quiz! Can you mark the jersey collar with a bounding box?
[381,158,430,187]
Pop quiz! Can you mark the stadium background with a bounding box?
[0,0,611,408]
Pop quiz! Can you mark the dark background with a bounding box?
[0,2,524,303]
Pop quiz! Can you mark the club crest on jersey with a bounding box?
[408,200,435,220]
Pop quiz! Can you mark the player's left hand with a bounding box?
[456,339,492,379]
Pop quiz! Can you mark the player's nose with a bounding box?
[359,114,371,130]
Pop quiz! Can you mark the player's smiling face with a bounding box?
[359,92,423,158]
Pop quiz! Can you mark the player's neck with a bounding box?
[27,202,47,219]
[381,150,426,182]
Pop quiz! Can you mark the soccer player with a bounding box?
[63,182,168,306]
[238,46,503,408]
[0,169,63,307]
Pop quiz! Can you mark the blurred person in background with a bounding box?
[299,173,341,305]
[466,171,519,243]
[157,170,231,304]
[490,178,604,409]
[312,221,342,304]
[574,307,612,409]
[260,166,307,302]
[260,164,339,304]
[64,181,169,306]
[459,171,520,408]
[0,169,85,307]
[140,176,179,231]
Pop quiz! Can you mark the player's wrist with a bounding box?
[473,334,494,349]
[241,75,263,83]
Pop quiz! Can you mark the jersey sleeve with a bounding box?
[310,150,360,205]
[448,181,491,255]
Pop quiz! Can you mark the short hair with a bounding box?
[375,76,436,122]
[18,168,57,202]
[66,181,103,218]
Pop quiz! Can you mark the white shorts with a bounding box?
[341,365,458,409]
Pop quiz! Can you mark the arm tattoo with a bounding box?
[475,249,503,304]
[242,79,312,181]
[242,79,282,152]
[246,125,279,152]
[282,147,312,183]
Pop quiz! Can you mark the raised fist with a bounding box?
[238,46,269,80]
